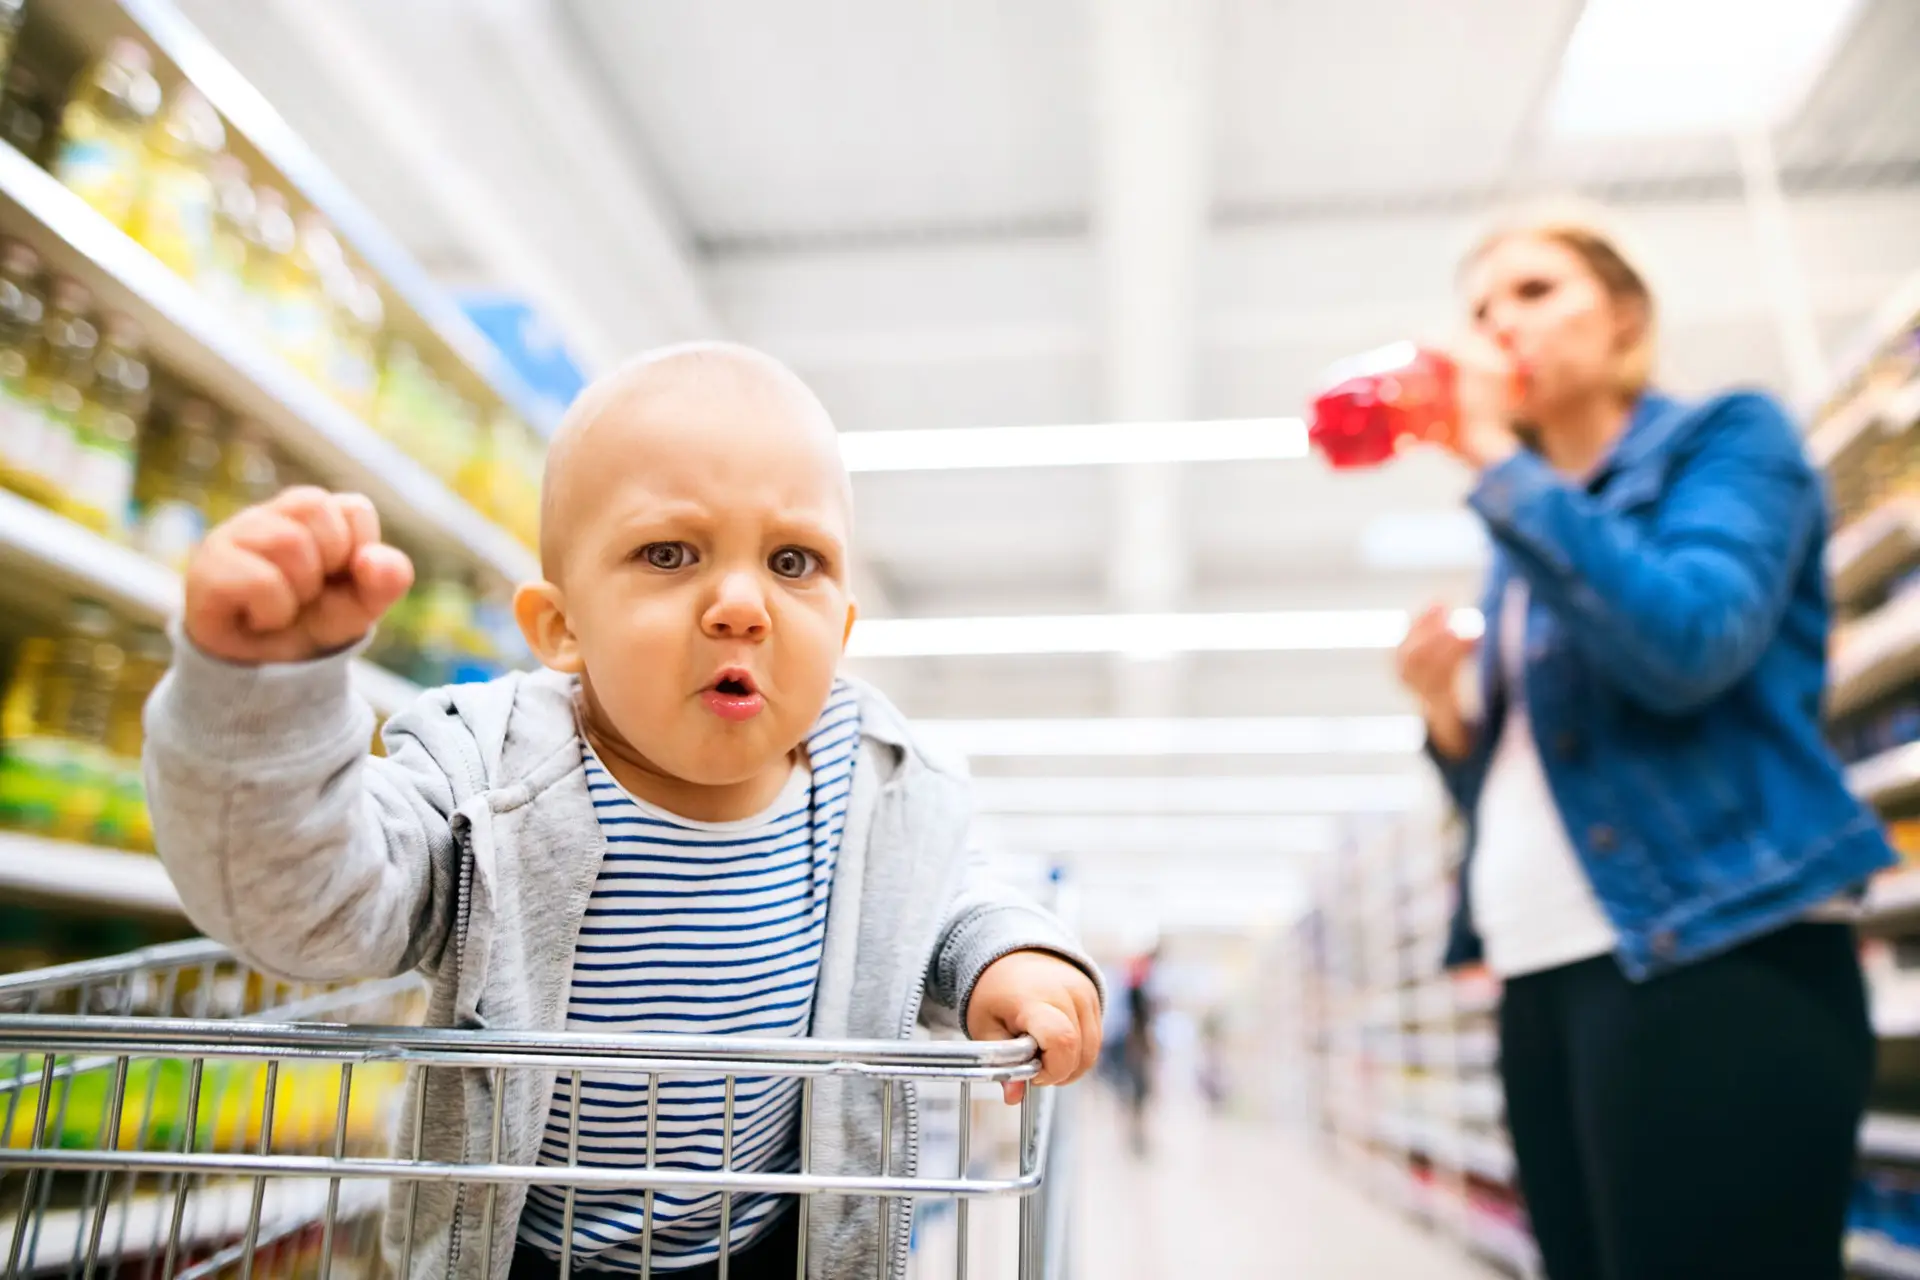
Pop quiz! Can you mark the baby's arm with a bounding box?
[928,852,1106,1101]
[144,488,457,982]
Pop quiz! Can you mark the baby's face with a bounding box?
[534,377,854,791]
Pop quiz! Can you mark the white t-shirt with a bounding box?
[1467,581,1619,978]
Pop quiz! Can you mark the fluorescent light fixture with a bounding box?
[1360,511,1488,572]
[980,813,1339,857]
[914,715,1426,758]
[1547,0,1862,136]
[847,607,1484,657]
[838,418,1306,473]
[972,774,1429,814]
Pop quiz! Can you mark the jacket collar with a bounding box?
[448,666,952,798]
[1585,389,1688,490]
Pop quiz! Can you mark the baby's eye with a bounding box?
[769,547,819,580]
[638,542,696,571]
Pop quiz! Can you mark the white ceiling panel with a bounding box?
[1214,0,1583,210]
[565,0,1092,243]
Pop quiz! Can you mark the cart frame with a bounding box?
[0,941,1068,1280]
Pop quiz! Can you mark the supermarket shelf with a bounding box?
[0,488,422,718]
[1830,591,1920,721]
[1853,745,1920,813]
[0,832,182,917]
[1860,870,1920,939]
[1861,1112,1920,1164]
[1464,1212,1540,1278]
[1833,500,1920,610]
[1824,270,1920,411]
[3,1175,388,1275]
[0,139,538,587]
[1851,1232,1920,1280]
[42,0,558,437]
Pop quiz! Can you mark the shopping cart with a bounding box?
[0,940,1069,1280]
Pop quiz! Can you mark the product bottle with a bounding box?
[70,314,148,538]
[374,339,429,445]
[325,268,383,418]
[128,84,226,278]
[135,397,220,571]
[0,62,52,164]
[52,604,122,842]
[97,625,165,851]
[268,211,340,381]
[211,420,280,523]
[200,155,256,318]
[24,279,99,512]
[0,602,116,838]
[51,38,162,226]
[1307,342,1461,470]
[0,0,24,86]
[0,239,45,498]
[244,185,297,339]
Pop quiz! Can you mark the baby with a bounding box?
[144,343,1102,1280]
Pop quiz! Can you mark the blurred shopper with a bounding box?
[1119,949,1159,1155]
[1396,211,1892,1280]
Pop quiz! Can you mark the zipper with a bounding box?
[887,936,935,1280]
[445,815,479,1277]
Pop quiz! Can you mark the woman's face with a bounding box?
[1463,234,1642,420]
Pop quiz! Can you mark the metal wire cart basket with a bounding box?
[0,940,1075,1280]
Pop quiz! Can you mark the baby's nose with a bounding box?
[703,575,771,637]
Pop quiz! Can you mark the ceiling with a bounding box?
[170,0,1920,941]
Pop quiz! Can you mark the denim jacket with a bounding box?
[1433,388,1893,980]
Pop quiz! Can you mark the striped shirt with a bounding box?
[518,683,861,1271]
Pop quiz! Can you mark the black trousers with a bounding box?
[1498,923,1874,1280]
[508,1204,800,1280]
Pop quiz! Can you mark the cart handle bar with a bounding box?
[0,1015,1042,1077]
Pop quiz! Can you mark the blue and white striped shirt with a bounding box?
[518,683,861,1271]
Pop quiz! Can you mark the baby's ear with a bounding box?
[841,599,859,651]
[514,581,586,675]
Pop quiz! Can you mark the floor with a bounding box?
[1071,1089,1498,1280]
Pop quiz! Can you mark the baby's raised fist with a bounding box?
[183,487,414,666]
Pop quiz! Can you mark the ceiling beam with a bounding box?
[1092,0,1214,715]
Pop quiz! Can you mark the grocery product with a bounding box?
[1308,342,1465,470]
[21,277,99,512]
[0,601,121,841]
[128,84,226,278]
[261,208,340,380]
[134,396,221,571]
[95,624,165,851]
[210,419,281,523]
[51,38,162,226]
[245,184,299,339]
[0,238,44,495]
[324,267,384,417]
[0,61,51,164]
[0,0,23,86]
[199,153,256,318]
[69,314,149,538]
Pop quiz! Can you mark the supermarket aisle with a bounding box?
[1073,1089,1496,1279]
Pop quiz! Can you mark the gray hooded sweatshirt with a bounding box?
[141,640,1098,1280]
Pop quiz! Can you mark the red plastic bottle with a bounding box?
[1307,342,1460,470]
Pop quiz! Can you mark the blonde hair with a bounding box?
[1463,205,1659,398]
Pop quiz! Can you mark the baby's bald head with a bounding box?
[538,342,850,581]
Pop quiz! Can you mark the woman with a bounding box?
[1396,212,1892,1280]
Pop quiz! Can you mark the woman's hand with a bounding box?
[1436,331,1524,470]
[1397,603,1476,759]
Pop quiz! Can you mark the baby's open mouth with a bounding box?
[710,670,759,697]
[701,670,765,721]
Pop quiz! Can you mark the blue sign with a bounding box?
[458,293,588,434]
